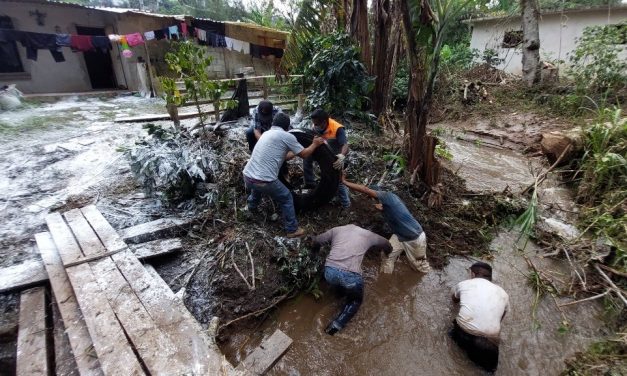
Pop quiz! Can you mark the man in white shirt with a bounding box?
[243,113,324,238]
[451,261,509,373]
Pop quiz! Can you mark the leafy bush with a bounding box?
[568,23,627,101]
[391,60,409,108]
[482,48,504,67]
[275,238,325,297]
[440,43,478,72]
[124,124,218,202]
[302,32,374,116]
[577,108,626,269]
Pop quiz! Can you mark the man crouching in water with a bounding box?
[451,261,509,373]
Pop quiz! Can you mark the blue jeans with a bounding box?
[245,126,258,152]
[324,266,364,330]
[244,176,298,233]
[304,158,351,208]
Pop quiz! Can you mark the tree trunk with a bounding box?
[350,0,372,72]
[370,0,403,116]
[521,0,541,87]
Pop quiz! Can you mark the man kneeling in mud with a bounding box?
[310,224,391,335]
[451,261,509,373]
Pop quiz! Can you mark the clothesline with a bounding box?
[0,20,283,63]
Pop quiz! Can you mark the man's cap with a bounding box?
[272,112,291,130]
[258,100,274,123]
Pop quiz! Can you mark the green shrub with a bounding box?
[302,32,374,116]
[391,60,409,108]
[569,23,627,102]
[440,43,478,72]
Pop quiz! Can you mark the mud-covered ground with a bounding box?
[0,93,603,373]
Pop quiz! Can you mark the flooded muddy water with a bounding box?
[222,137,604,375]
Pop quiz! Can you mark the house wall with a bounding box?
[469,8,627,75]
[0,2,277,94]
[0,2,110,93]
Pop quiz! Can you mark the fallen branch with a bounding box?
[594,264,627,306]
[558,290,610,308]
[218,291,292,331]
[522,144,572,195]
[563,247,587,291]
[231,246,253,290]
[245,242,256,290]
[598,264,627,279]
[524,256,569,326]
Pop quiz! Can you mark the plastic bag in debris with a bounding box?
[0,84,23,110]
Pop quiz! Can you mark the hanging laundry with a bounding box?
[70,35,93,52]
[207,32,226,48]
[196,29,207,45]
[230,39,249,54]
[91,36,111,52]
[108,34,122,42]
[0,30,65,62]
[250,43,262,58]
[125,32,144,47]
[144,31,155,41]
[191,19,225,36]
[224,36,234,50]
[180,22,188,37]
[154,29,166,40]
[56,34,71,47]
[168,25,179,40]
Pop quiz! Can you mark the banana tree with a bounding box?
[401,0,486,203]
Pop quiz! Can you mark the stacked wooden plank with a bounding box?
[19,205,229,375]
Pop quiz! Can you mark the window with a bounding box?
[0,16,24,73]
[502,30,523,48]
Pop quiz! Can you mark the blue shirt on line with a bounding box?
[376,191,423,241]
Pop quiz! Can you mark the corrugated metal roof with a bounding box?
[464,3,627,24]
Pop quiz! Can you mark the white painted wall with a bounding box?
[468,7,627,75]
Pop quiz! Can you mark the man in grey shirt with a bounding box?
[312,224,391,334]
[243,113,324,238]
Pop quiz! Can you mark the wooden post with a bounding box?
[297,94,304,113]
[262,77,269,99]
[143,42,156,97]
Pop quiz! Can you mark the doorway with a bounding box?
[75,26,116,89]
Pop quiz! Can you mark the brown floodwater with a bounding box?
[222,138,605,376]
[223,231,604,376]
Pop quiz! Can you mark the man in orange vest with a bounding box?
[305,109,350,208]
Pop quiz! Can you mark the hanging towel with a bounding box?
[168,25,179,40]
[144,31,155,41]
[230,39,250,54]
[224,36,234,50]
[180,22,188,37]
[56,34,71,47]
[108,34,122,42]
[70,35,93,52]
[125,32,144,47]
[154,29,166,40]
[91,36,111,52]
[196,29,207,45]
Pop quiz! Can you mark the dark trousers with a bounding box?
[324,266,364,330]
[450,320,499,373]
[245,126,258,152]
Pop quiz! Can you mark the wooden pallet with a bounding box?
[12,205,292,375]
[18,205,228,375]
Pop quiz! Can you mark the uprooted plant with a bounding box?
[123,123,219,202]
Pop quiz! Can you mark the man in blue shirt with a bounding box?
[245,100,282,152]
[342,174,430,273]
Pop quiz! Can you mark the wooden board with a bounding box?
[50,294,81,376]
[36,231,103,376]
[0,259,47,293]
[119,216,194,244]
[16,286,48,376]
[1,237,182,293]
[63,209,189,375]
[44,213,144,376]
[81,206,224,375]
[237,329,293,375]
